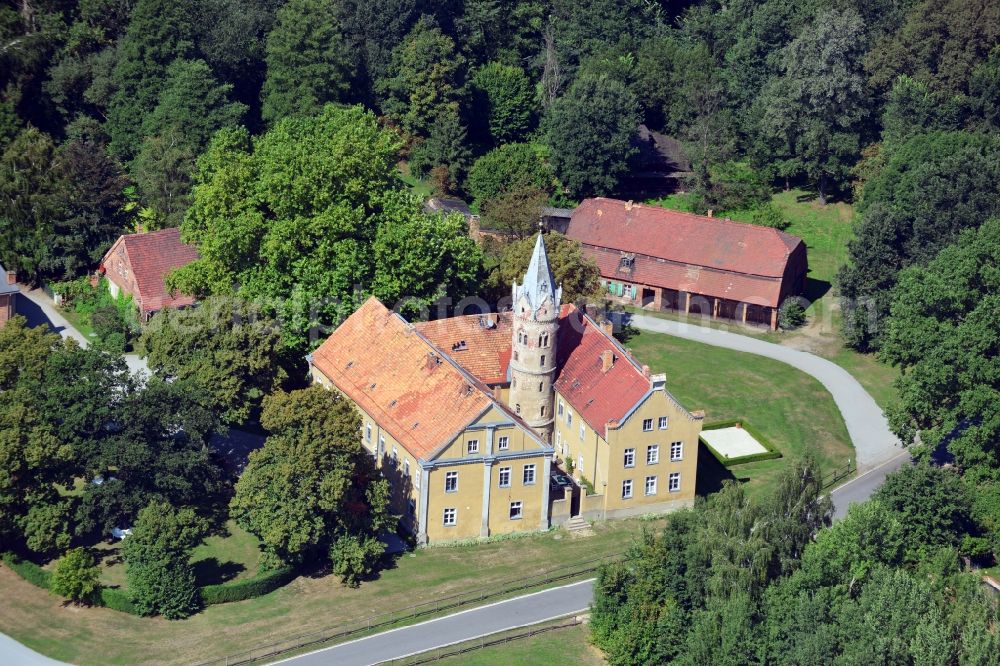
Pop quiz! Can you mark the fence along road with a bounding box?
[273,580,596,666]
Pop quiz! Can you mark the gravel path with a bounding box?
[626,313,902,470]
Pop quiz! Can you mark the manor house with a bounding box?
[308,235,703,544]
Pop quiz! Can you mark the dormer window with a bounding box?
[618,254,635,272]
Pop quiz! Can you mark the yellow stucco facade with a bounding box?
[553,375,702,520]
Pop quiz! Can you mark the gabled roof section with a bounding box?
[101,227,198,312]
[568,198,803,278]
[312,297,521,460]
[0,263,17,295]
[414,313,513,385]
[553,305,652,436]
[514,233,562,310]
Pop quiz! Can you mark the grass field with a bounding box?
[434,622,605,666]
[640,189,900,410]
[626,330,853,497]
[398,161,434,199]
[0,518,662,666]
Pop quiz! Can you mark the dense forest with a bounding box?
[2,0,999,641]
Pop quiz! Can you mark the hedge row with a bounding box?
[2,552,296,615]
[1,552,52,589]
[699,420,783,467]
[200,566,296,605]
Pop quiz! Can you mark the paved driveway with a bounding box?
[626,313,902,470]
[16,285,149,377]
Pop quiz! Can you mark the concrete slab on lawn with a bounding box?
[701,427,767,459]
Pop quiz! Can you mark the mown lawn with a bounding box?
[0,519,662,666]
[434,622,605,666]
[626,330,853,498]
[397,161,433,199]
[638,189,900,410]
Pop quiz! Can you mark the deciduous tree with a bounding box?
[544,74,639,198]
[230,386,393,579]
[50,547,102,603]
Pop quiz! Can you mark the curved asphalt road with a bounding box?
[626,313,902,469]
[273,580,595,666]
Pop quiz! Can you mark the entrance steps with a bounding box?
[565,516,590,533]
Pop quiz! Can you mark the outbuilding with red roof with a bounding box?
[563,198,808,329]
[99,227,199,321]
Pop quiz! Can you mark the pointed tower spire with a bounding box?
[514,233,562,311]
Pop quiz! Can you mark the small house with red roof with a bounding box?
[564,198,807,329]
[309,234,702,544]
[99,228,199,321]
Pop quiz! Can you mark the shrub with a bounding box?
[1,553,52,589]
[778,299,807,330]
[99,587,140,614]
[751,202,790,230]
[200,566,296,605]
[50,548,102,603]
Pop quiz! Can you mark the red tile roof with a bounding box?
[414,304,657,436]
[311,298,535,460]
[414,313,513,384]
[102,228,199,312]
[553,305,651,436]
[583,245,785,307]
[568,198,803,278]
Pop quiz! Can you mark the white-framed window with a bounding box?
[391,445,398,462]
[445,471,458,493]
[577,454,584,472]
[443,508,456,526]
[498,435,509,450]
[414,470,421,490]
[523,464,536,485]
[379,434,385,453]
[642,418,653,432]
[499,466,511,488]
[647,445,659,465]
[670,441,683,461]
[407,498,416,515]
[645,475,657,495]
[365,423,372,441]
[624,448,635,468]
[669,472,681,492]
[622,479,633,499]
[509,501,523,520]
[658,416,668,429]
[558,400,564,416]
[579,424,585,441]
[404,459,410,476]
[567,412,573,426]
[467,439,479,455]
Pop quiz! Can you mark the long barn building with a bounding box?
[558,198,808,329]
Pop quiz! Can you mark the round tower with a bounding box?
[509,233,561,440]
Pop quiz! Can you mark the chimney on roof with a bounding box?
[6,270,15,285]
[707,210,714,218]
[599,319,614,337]
[650,373,666,390]
[600,350,615,373]
[691,409,705,421]
[642,365,650,378]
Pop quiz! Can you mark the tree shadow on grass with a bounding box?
[191,557,245,586]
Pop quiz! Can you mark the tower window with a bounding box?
[512,378,517,389]
[515,404,521,414]
[540,355,546,365]
[538,382,543,391]
[541,405,546,417]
